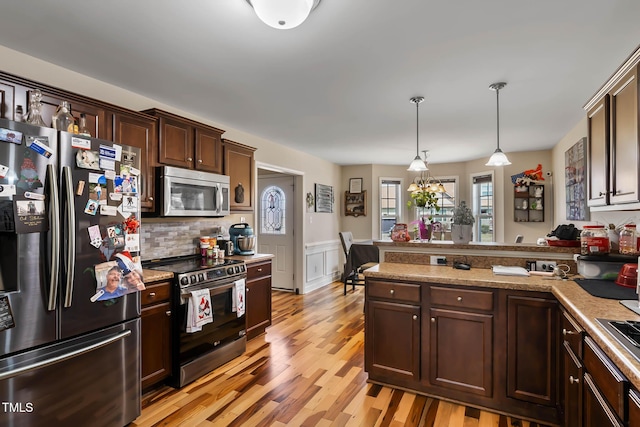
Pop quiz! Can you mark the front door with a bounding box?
[257,175,295,291]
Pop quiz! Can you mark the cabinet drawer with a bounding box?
[630,389,640,425]
[247,261,272,280]
[561,309,584,358]
[141,281,172,307]
[430,286,493,311]
[584,336,628,420]
[367,280,420,304]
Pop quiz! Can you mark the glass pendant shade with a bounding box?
[486,148,511,166]
[250,0,314,29]
[408,155,428,172]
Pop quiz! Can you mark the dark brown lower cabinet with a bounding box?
[562,341,583,426]
[246,260,272,340]
[141,280,172,390]
[584,373,624,426]
[366,299,421,382]
[506,294,559,407]
[629,389,640,425]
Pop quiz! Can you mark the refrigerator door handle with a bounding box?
[47,164,60,311]
[0,330,131,381]
[62,166,76,308]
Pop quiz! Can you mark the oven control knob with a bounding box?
[227,267,234,274]
[198,273,204,282]
[180,276,189,286]
[190,275,197,284]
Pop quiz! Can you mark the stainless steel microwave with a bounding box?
[159,166,230,217]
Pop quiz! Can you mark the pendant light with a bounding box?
[407,96,428,171]
[246,0,321,30]
[485,82,512,167]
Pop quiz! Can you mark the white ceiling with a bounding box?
[0,1,639,166]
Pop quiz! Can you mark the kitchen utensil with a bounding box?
[615,263,638,288]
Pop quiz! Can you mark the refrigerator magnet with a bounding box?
[124,233,140,252]
[0,127,23,145]
[76,180,85,196]
[84,199,99,216]
[13,198,48,233]
[0,296,16,332]
[0,164,9,178]
[0,185,16,198]
[99,158,115,171]
[76,150,100,170]
[26,136,54,159]
[122,196,138,213]
[89,183,106,204]
[109,192,122,201]
[129,166,140,176]
[71,136,91,150]
[24,191,45,201]
[104,170,116,181]
[88,225,102,248]
[99,145,116,160]
[100,205,117,216]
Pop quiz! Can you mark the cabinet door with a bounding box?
[562,341,583,427]
[246,276,272,340]
[158,116,194,168]
[195,127,223,173]
[365,300,420,383]
[587,97,610,207]
[223,141,255,212]
[141,301,172,390]
[506,295,559,407]
[610,65,639,204]
[629,389,640,426]
[428,308,493,396]
[583,373,624,427]
[112,112,157,211]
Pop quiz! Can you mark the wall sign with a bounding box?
[314,183,333,213]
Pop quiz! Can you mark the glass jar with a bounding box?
[580,225,610,255]
[619,224,638,255]
[26,90,47,127]
[52,101,75,132]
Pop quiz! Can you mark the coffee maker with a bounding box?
[229,223,255,255]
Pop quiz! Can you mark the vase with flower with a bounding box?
[407,189,440,241]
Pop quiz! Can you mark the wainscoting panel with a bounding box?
[304,240,342,293]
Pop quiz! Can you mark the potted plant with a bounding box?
[451,201,474,244]
[407,189,440,240]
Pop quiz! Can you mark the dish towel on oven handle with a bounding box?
[186,288,213,333]
[232,278,245,318]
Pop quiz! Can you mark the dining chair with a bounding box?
[339,231,377,295]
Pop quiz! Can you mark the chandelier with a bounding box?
[407,151,446,195]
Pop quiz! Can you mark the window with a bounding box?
[472,174,494,242]
[260,185,286,234]
[429,178,457,227]
[380,179,401,240]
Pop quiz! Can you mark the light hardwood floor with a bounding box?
[132,282,549,427]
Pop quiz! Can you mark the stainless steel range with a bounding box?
[146,255,247,387]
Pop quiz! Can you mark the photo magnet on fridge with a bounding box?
[26,136,54,158]
[0,127,23,145]
[75,150,100,170]
[84,199,99,216]
[0,164,9,178]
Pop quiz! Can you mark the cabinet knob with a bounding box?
[413,315,418,320]
[562,328,575,336]
[257,268,263,272]
[389,289,395,295]
[198,159,203,163]
[569,375,579,384]
[148,292,156,299]
[431,317,435,323]
[165,310,171,317]
[149,196,154,201]
[246,287,250,292]
[457,296,462,302]
[187,157,193,162]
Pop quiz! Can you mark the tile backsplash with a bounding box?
[141,215,253,260]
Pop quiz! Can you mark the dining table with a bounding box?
[343,241,380,282]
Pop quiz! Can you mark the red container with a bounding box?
[615,263,638,288]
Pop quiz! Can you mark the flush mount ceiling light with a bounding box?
[408,96,428,172]
[486,82,512,167]
[246,0,321,30]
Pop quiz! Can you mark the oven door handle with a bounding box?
[180,279,244,304]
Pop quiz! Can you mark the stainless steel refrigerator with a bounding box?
[0,118,141,427]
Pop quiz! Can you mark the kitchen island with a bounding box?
[364,262,640,426]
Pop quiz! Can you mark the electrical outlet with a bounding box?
[536,260,557,272]
[430,256,447,266]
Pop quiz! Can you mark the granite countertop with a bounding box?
[365,262,640,389]
[374,240,581,254]
[142,269,174,283]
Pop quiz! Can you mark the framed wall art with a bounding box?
[314,183,333,213]
[565,137,589,221]
[349,178,363,194]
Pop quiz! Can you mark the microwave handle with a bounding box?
[217,183,223,214]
